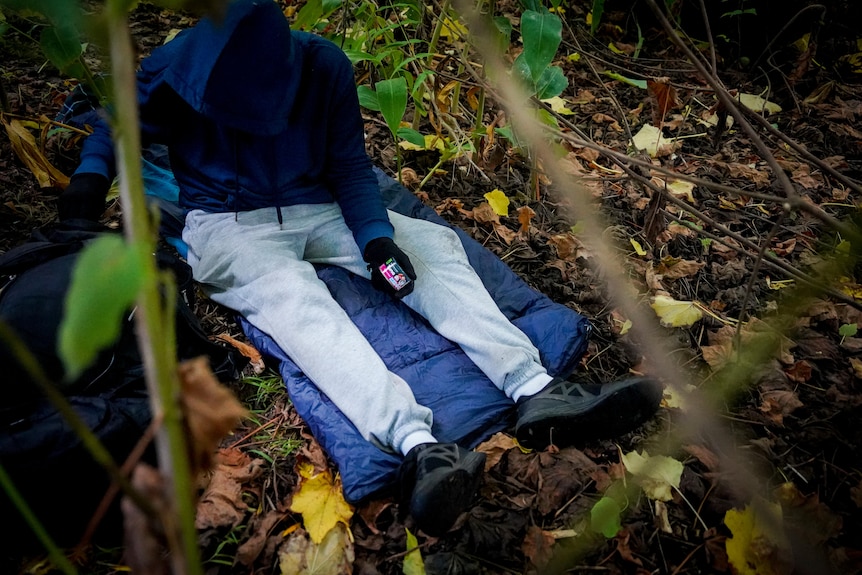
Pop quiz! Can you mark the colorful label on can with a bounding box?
[379,257,411,291]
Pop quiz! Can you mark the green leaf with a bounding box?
[534,65,568,99]
[396,126,425,147]
[375,76,408,137]
[839,323,858,337]
[59,235,147,381]
[40,24,83,73]
[357,85,380,111]
[590,0,605,35]
[602,71,648,89]
[517,9,562,87]
[590,497,622,538]
[403,528,425,575]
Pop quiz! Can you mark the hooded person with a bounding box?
[59,0,662,536]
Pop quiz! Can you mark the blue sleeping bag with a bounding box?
[240,169,593,503]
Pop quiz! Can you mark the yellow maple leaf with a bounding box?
[620,449,683,502]
[724,499,792,575]
[289,464,354,544]
[484,189,510,217]
[650,294,703,328]
[439,16,468,40]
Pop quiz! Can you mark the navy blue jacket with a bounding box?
[76,0,393,253]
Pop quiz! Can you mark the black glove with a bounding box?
[58,173,110,222]
[363,237,417,298]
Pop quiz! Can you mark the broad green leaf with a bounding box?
[40,24,82,73]
[534,65,568,99]
[484,189,510,216]
[375,77,408,137]
[403,528,425,575]
[650,294,703,328]
[621,450,683,502]
[839,323,858,337]
[590,496,621,538]
[59,235,146,381]
[517,9,562,87]
[396,126,425,148]
[357,85,379,111]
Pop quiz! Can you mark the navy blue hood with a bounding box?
[142,0,298,135]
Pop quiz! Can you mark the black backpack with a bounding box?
[0,220,246,558]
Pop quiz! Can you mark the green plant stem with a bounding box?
[104,3,202,574]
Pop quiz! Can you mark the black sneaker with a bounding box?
[398,443,486,536]
[514,376,663,450]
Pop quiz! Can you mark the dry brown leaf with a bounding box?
[547,233,582,260]
[475,432,516,471]
[472,201,500,225]
[517,205,535,235]
[522,525,555,571]
[759,389,803,426]
[784,360,813,384]
[647,78,680,127]
[356,499,393,535]
[3,117,70,188]
[216,333,265,374]
[657,257,705,281]
[122,464,170,575]
[235,508,290,567]
[196,448,265,530]
[179,357,250,473]
[682,444,721,472]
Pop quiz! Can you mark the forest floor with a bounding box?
[2,1,862,574]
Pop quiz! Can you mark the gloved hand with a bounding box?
[363,237,417,298]
[58,173,110,222]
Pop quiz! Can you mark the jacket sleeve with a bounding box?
[323,51,394,254]
[73,52,174,181]
[73,112,116,180]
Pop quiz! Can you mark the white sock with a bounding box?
[511,373,554,403]
[398,430,438,456]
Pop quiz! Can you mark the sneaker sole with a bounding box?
[515,377,662,450]
[409,451,485,536]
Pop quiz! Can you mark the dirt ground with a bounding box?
[2,1,862,573]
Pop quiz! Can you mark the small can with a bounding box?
[379,257,412,291]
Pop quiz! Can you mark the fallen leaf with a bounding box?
[631,124,680,158]
[216,333,265,374]
[657,257,705,280]
[517,205,535,235]
[403,528,425,575]
[484,189,510,216]
[522,525,555,571]
[277,523,354,575]
[724,499,792,575]
[2,117,70,188]
[682,444,721,472]
[647,78,680,127]
[654,500,673,533]
[650,294,703,328]
[180,357,250,473]
[471,202,500,224]
[290,462,354,544]
[735,92,782,115]
[620,449,683,502]
[196,448,266,530]
[475,432,516,471]
[542,95,574,115]
[759,389,803,426]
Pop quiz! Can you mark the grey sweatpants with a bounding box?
[183,203,549,453]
